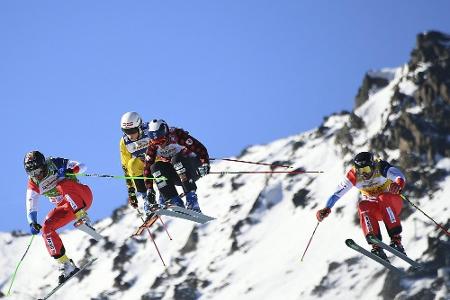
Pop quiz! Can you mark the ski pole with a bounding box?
[210,158,293,169]
[67,173,166,181]
[300,222,320,262]
[401,194,450,236]
[6,235,35,296]
[136,207,172,241]
[209,170,323,175]
[157,217,173,241]
[136,209,166,266]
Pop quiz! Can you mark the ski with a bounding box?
[38,258,97,300]
[169,206,215,222]
[74,221,104,241]
[345,239,404,275]
[367,236,423,269]
[154,208,207,224]
[132,215,159,237]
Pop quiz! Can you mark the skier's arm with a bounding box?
[317,172,354,222]
[120,138,134,189]
[66,160,86,174]
[379,160,406,192]
[175,128,209,162]
[325,170,355,209]
[25,182,40,225]
[51,157,86,178]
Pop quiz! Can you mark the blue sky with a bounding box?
[1,1,449,231]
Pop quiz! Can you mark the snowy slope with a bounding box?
[1,35,450,300]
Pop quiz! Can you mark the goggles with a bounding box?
[27,167,45,178]
[151,136,168,146]
[356,165,372,175]
[122,127,140,135]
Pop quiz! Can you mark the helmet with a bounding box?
[148,119,169,144]
[120,112,142,135]
[353,152,375,179]
[353,152,375,168]
[24,151,47,178]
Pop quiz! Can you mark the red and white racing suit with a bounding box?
[325,160,406,242]
[26,158,93,258]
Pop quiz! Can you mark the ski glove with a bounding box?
[128,187,138,208]
[389,177,405,194]
[30,222,42,235]
[198,163,210,177]
[316,208,331,222]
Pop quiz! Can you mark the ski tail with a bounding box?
[39,258,97,300]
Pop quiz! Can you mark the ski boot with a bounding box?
[58,258,79,284]
[158,194,165,205]
[390,234,406,255]
[144,200,161,217]
[165,195,185,208]
[371,244,388,261]
[74,209,92,227]
[186,191,201,213]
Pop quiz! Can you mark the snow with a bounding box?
[398,76,418,96]
[354,67,402,139]
[367,68,397,81]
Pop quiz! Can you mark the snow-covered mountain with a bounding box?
[1,31,449,300]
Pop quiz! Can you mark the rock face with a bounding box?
[355,73,391,108]
[354,31,450,198]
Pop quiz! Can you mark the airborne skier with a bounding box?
[142,119,210,214]
[316,152,407,260]
[119,111,154,213]
[24,151,94,284]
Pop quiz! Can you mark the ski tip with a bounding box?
[345,239,355,246]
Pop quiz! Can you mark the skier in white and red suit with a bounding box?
[24,150,94,284]
[316,152,407,260]
[142,119,210,214]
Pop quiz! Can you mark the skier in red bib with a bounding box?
[24,151,94,284]
[316,152,406,260]
[142,119,210,214]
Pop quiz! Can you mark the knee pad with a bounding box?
[153,170,167,188]
[173,162,186,174]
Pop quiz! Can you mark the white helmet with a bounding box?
[121,112,142,134]
[148,119,169,140]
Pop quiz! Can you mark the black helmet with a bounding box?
[353,152,375,168]
[24,151,47,178]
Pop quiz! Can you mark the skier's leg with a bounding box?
[56,179,93,212]
[42,203,77,258]
[127,157,146,193]
[358,200,388,260]
[171,154,200,193]
[42,204,79,284]
[378,193,403,235]
[171,155,202,211]
[379,193,406,254]
[358,200,383,241]
[150,161,184,207]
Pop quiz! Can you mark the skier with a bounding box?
[316,152,406,260]
[24,150,94,284]
[119,111,154,213]
[143,119,210,214]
